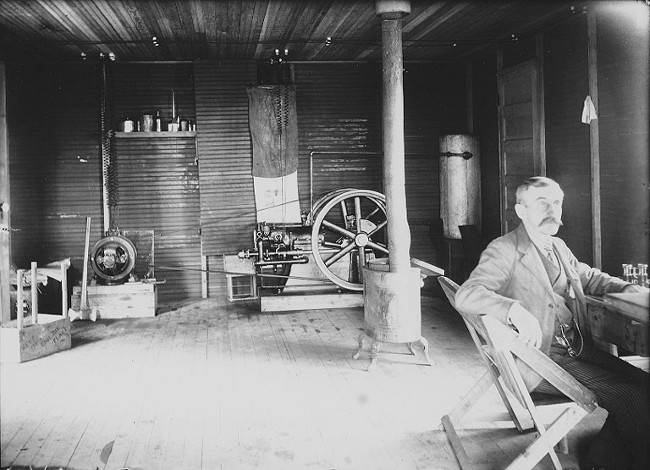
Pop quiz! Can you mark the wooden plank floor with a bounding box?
[1,295,602,470]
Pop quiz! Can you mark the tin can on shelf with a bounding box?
[140,114,154,132]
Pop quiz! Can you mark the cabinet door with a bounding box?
[498,59,545,234]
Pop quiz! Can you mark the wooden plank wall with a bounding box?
[194,60,257,295]
[543,14,592,264]
[111,63,201,303]
[194,60,257,257]
[484,7,648,274]
[113,136,201,303]
[596,7,649,273]
[7,63,103,287]
[294,63,383,208]
[403,62,467,268]
[471,55,500,243]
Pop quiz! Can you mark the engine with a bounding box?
[238,222,317,294]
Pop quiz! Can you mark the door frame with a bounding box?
[1,62,11,323]
[497,48,546,235]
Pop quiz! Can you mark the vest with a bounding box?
[537,245,576,356]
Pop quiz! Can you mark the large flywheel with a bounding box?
[310,189,389,291]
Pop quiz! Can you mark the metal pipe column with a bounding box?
[376,0,411,273]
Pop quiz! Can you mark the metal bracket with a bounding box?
[439,151,474,160]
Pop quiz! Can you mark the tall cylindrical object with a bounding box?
[378,1,411,273]
[439,134,481,239]
[362,263,421,343]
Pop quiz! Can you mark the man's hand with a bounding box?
[507,304,543,348]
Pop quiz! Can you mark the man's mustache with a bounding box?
[540,217,563,226]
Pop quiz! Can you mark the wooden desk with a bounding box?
[586,291,649,356]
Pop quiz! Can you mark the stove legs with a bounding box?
[352,332,432,371]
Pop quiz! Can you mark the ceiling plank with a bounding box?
[305,1,356,61]
[253,1,278,60]
[0,0,591,63]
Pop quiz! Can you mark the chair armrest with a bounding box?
[481,315,598,412]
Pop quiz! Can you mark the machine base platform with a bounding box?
[260,292,363,313]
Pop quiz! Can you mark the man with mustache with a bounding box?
[455,176,648,470]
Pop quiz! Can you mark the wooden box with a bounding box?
[71,282,157,319]
[1,315,72,363]
[223,255,258,301]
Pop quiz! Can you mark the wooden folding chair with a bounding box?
[437,276,598,470]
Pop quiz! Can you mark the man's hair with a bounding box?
[515,176,562,204]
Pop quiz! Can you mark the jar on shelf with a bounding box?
[122,118,134,132]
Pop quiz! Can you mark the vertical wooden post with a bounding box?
[536,33,546,177]
[201,255,208,299]
[466,62,474,135]
[31,261,38,324]
[496,48,506,235]
[376,0,411,273]
[61,263,68,317]
[16,269,23,330]
[80,217,91,309]
[588,10,602,269]
[0,62,10,324]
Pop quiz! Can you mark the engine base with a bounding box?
[260,291,363,313]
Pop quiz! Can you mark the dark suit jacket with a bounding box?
[455,223,629,390]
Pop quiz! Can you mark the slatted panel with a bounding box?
[112,63,201,303]
[8,63,103,281]
[597,7,649,273]
[294,63,383,211]
[194,61,257,255]
[543,15,592,263]
[114,137,201,303]
[194,61,257,295]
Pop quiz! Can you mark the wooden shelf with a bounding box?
[114,131,196,138]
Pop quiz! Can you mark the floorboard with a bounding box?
[1,295,604,470]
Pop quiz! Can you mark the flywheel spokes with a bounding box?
[310,189,388,291]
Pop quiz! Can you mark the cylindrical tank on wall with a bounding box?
[439,134,481,239]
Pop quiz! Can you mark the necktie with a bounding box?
[543,244,561,283]
[545,244,558,267]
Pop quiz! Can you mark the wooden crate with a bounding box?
[1,315,72,363]
[71,282,157,319]
[223,255,258,301]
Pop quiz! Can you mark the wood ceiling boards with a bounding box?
[0,0,582,63]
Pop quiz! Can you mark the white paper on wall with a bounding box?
[253,171,302,224]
